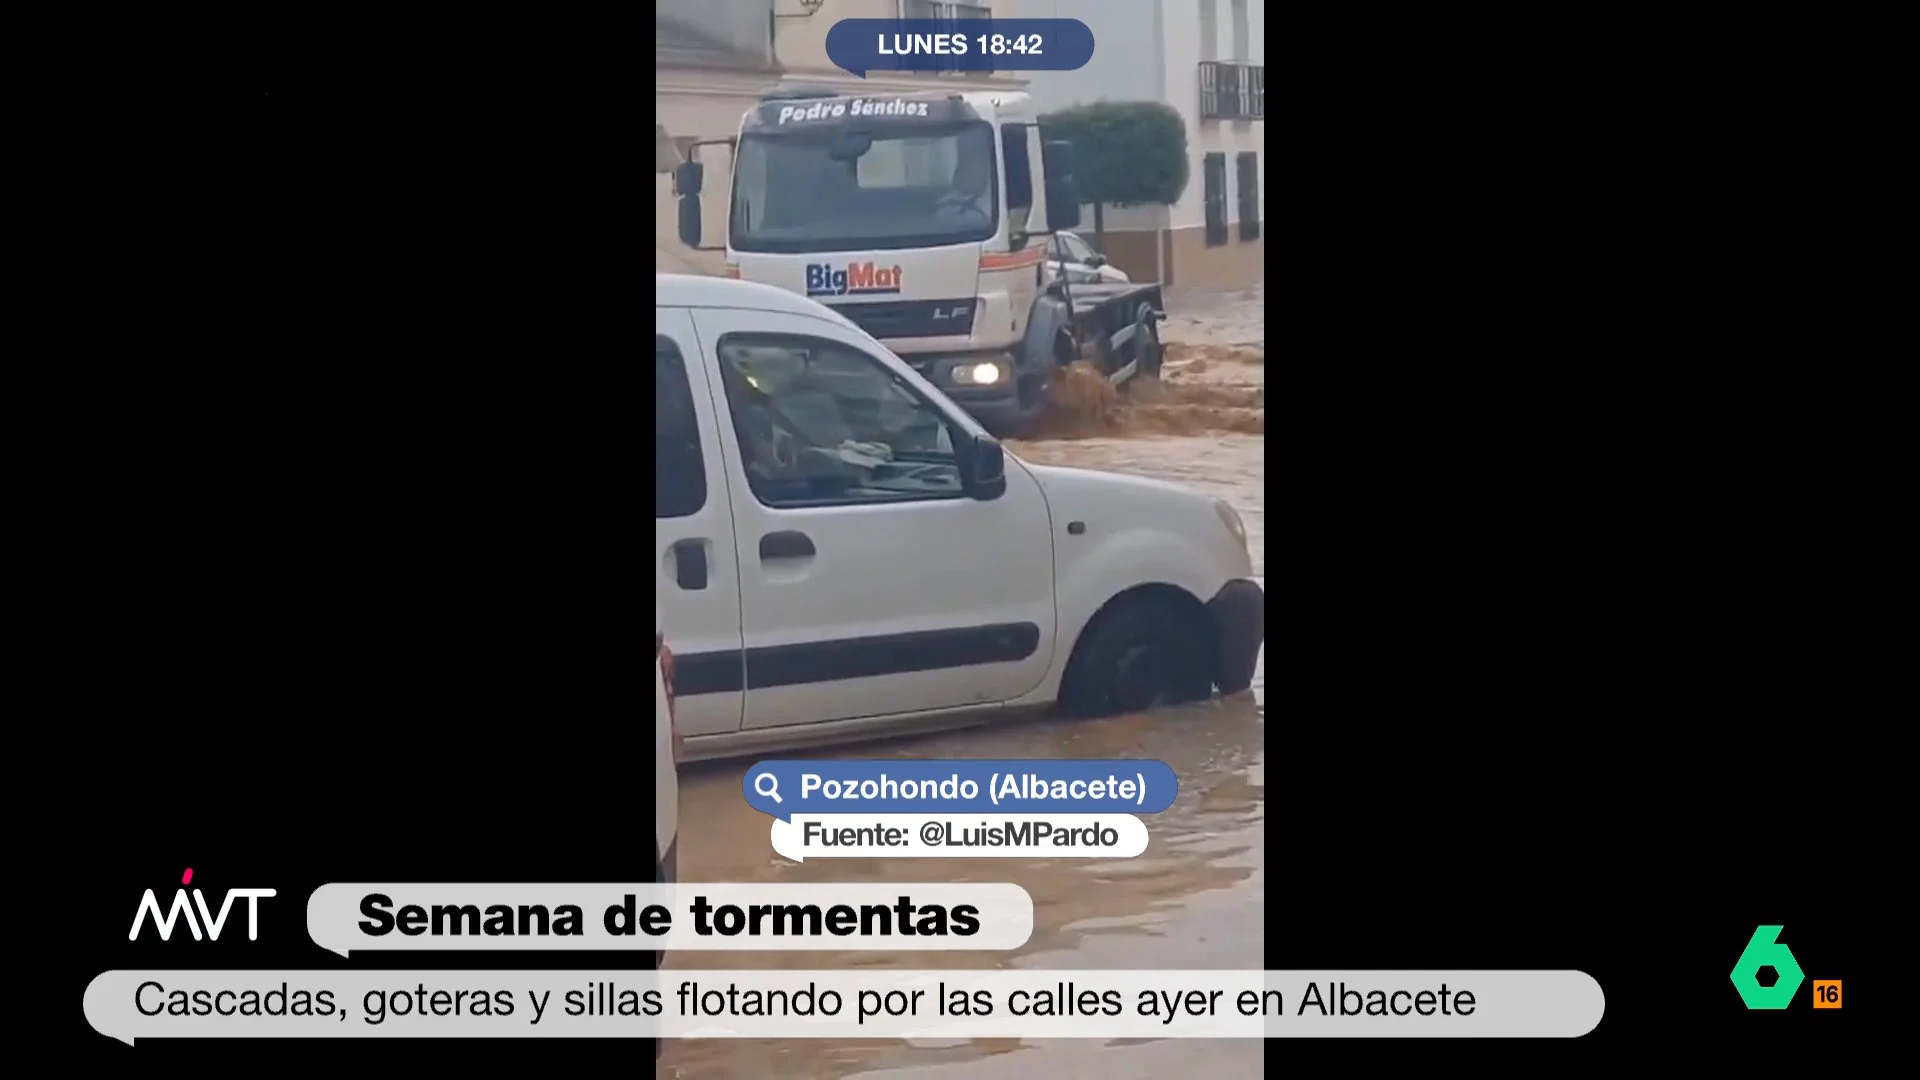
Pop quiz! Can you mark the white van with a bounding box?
[657,274,1263,762]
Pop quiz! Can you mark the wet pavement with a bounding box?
[662,288,1265,1078]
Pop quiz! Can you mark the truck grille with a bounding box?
[827,298,976,339]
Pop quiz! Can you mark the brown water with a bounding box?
[662,288,1266,1079]
[1010,287,1267,571]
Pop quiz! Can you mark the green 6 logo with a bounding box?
[1729,925,1805,1009]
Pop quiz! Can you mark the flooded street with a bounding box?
[1009,286,1266,580]
[664,288,1266,1079]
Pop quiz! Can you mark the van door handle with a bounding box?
[669,539,708,590]
[759,531,815,560]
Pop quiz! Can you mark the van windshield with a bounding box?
[730,121,999,254]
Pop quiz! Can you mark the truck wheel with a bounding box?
[1059,593,1214,717]
[987,373,1049,438]
[1132,304,1163,382]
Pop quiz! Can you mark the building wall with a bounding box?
[1165,0,1263,232]
[1004,0,1265,291]
[659,0,775,63]
[1015,0,1165,235]
[772,0,1026,93]
[1158,0,1264,290]
[1017,0,1163,111]
[656,2,781,274]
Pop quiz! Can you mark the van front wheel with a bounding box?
[1059,594,1214,717]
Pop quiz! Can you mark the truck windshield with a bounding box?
[731,121,999,254]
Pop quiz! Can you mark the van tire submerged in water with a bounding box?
[1059,589,1216,716]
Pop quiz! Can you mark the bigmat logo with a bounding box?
[805,261,905,297]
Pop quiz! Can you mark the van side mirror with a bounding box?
[673,161,704,196]
[677,195,702,248]
[961,434,1007,501]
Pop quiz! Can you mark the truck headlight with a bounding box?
[953,362,1002,385]
[1214,499,1247,549]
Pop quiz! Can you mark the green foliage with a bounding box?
[1039,101,1190,207]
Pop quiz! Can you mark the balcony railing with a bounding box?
[1199,61,1265,120]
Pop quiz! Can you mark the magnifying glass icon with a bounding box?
[754,773,782,804]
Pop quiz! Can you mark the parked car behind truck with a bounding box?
[655,274,1263,764]
[1048,230,1132,285]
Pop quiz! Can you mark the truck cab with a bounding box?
[655,273,1263,762]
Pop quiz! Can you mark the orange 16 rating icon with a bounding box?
[1813,980,1841,1009]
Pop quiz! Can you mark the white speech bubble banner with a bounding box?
[770,814,1150,861]
[83,970,1604,1045]
[305,884,1034,955]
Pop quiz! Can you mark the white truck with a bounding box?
[674,86,1167,436]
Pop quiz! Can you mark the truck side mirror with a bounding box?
[672,161,704,196]
[1041,140,1081,231]
[674,160,706,248]
[961,434,1007,501]
[677,195,702,248]
[1045,180,1082,230]
[1043,139,1077,177]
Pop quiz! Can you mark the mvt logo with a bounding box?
[805,261,905,297]
[130,867,276,942]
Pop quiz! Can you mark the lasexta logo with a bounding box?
[1729,925,1805,1009]
[805,261,905,297]
[130,867,277,942]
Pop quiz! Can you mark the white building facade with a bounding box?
[655,0,781,274]
[772,0,1027,95]
[1012,0,1265,290]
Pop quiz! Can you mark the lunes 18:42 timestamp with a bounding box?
[876,33,1044,58]
[827,18,1095,76]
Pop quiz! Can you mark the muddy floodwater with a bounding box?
[663,288,1266,1079]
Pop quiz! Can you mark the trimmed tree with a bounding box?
[1038,101,1190,249]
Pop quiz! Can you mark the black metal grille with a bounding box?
[1199,61,1265,120]
[828,298,978,339]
